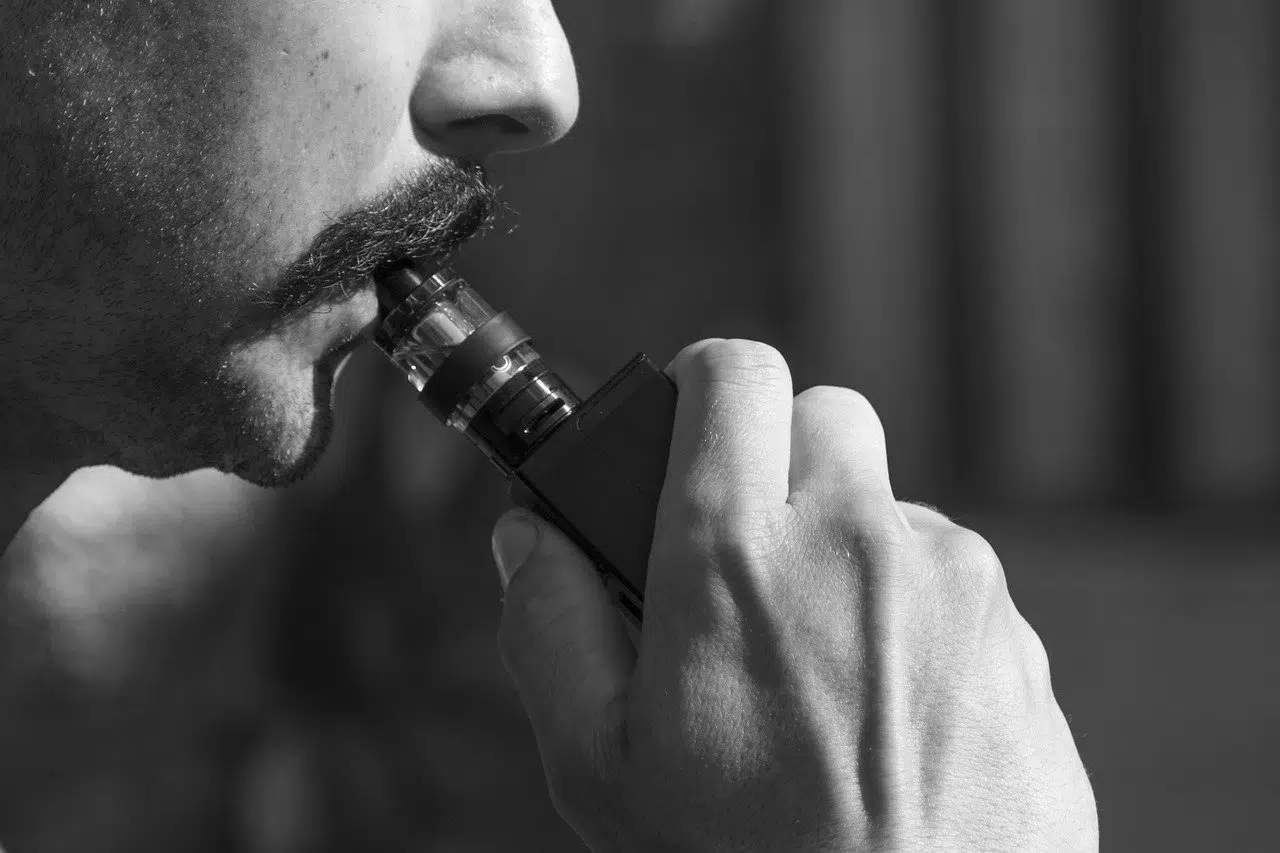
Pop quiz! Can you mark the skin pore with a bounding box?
[0,0,578,548]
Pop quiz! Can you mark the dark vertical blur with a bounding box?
[783,0,1280,512]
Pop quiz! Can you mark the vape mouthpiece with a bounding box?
[373,261,580,473]
[374,260,427,314]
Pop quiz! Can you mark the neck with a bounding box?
[0,463,75,554]
[0,381,87,555]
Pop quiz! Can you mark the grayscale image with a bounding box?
[0,1,1275,851]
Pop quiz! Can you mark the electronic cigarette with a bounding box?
[373,260,677,633]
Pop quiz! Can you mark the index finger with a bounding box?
[663,338,794,516]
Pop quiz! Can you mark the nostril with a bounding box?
[446,114,530,138]
[415,112,548,159]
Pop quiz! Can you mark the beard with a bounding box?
[204,163,500,488]
[83,161,502,490]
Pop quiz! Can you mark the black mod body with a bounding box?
[373,265,675,631]
[509,355,676,629]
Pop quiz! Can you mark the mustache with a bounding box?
[261,160,499,318]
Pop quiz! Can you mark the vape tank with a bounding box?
[373,260,677,630]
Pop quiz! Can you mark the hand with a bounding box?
[491,339,1098,852]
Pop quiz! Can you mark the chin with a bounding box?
[112,357,342,488]
[218,405,334,488]
[105,317,364,487]
[118,391,334,488]
[217,362,341,488]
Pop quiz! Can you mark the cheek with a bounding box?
[225,1,435,270]
[244,53,405,190]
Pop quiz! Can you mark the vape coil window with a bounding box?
[374,262,580,471]
[375,270,497,392]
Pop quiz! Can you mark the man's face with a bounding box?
[0,0,578,486]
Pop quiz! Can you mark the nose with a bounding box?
[411,0,579,160]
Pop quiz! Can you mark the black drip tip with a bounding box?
[374,260,428,315]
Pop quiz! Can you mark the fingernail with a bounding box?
[492,513,539,589]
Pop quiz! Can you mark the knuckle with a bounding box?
[711,337,788,375]
[834,474,904,532]
[709,508,786,570]
[669,473,781,551]
[897,500,953,532]
[653,496,776,627]
[941,527,1005,589]
[795,384,883,434]
[676,338,791,394]
[668,338,726,375]
[546,711,632,828]
[823,484,912,569]
[662,474,734,550]
[791,386,889,476]
[545,760,593,823]
[496,571,555,650]
[496,571,580,675]
[495,608,526,672]
[929,527,1010,623]
[1016,615,1056,704]
[676,493,787,576]
[543,728,617,819]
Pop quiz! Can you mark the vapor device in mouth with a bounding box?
[373,260,677,632]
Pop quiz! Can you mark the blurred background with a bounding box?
[2,0,1279,850]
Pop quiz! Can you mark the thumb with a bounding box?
[492,509,636,767]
